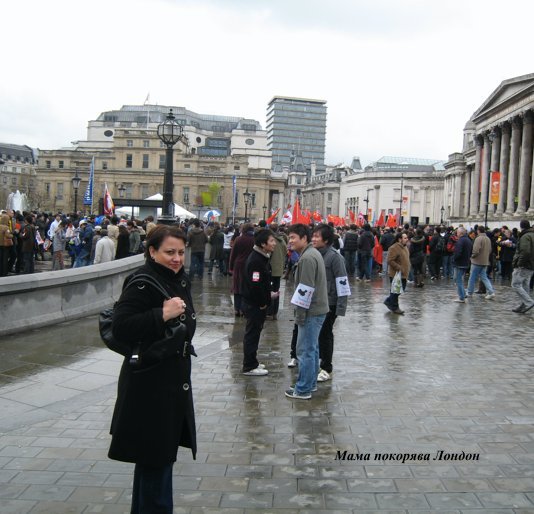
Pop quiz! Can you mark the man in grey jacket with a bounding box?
[286,224,329,400]
[312,224,349,382]
[467,225,495,299]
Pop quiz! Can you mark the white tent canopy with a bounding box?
[144,194,196,219]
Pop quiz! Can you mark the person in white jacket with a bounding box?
[94,230,115,264]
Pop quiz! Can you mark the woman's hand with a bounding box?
[162,296,187,322]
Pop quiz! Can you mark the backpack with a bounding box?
[446,238,456,253]
[435,236,445,253]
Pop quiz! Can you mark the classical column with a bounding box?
[453,173,462,217]
[496,123,511,215]
[464,168,471,218]
[506,117,522,216]
[515,111,534,216]
[488,128,501,218]
[469,136,483,217]
[478,133,491,218]
[528,144,534,215]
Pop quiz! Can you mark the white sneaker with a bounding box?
[485,293,495,300]
[287,358,298,368]
[317,369,331,382]
[243,367,268,376]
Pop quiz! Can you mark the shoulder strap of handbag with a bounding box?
[124,273,172,300]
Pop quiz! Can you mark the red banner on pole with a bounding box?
[490,171,500,205]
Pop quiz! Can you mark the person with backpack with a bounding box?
[427,227,444,280]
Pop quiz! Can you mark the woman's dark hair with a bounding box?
[312,224,334,245]
[254,228,275,247]
[144,225,187,259]
[288,223,311,242]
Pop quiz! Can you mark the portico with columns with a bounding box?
[445,73,534,226]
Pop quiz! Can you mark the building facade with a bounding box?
[445,73,534,226]
[267,96,327,174]
[0,143,38,209]
[36,105,285,221]
[340,157,445,226]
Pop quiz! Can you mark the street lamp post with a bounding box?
[440,205,445,225]
[71,170,81,214]
[262,204,267,220]
[157,109,187,224]
[364,188,373,221]
[243,189,251,222]
[399,173,404,226]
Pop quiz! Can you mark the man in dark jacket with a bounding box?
[511,219,534,313]
[452,227,473,303]
[312,224,349,382]
[379,228,395,276]
[342,224,359,276]
[241,229,276,376]
[357,224,375,281]
[187,220,208,279]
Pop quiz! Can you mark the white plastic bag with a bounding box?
[390,271,403,295]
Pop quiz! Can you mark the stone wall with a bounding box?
[0,255,144,337]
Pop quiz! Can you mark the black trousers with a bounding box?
[131,462,173,514]
[318,305,337,373]
[386,277,407,309]
[242,300,267,372]
[290,323,298,359]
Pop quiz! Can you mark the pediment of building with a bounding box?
[472,73,534,124]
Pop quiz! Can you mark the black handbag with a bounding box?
[99,273,194,366]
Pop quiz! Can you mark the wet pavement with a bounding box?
[1,272,534,513]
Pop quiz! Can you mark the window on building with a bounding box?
[184,164,191,169]
[183,186,190,204]
[159,155,165,169]
[124,184,133,199]
[58,160,64,169]
[159,141,165,148]
[45,183,51,195]
[102,161,108,170]
[328,193,332,202]
[126,154,133,168]
[142,154,149,169]
[2,176,7,184]
[12,178,17,185]
[45,160,51,169]
[57,183,64,199]
[127,140,133,147]
[141,184,150,198]
[251,193,256,207]
[234,166,240,170]
[143,140,150,148]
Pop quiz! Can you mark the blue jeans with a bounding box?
[358,252,371,279]
[344,250,357,276]
[455,266,468,300]
[131,462,173,513]
[294,314,326,395]
[190,252,204,278]
[442,255,454,278]
[467,264,494,295]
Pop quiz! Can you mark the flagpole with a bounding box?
[90,156,95,215]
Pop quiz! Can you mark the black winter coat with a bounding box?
[108,259,196,466]
[453,235,473,268]
[240,247,272,308]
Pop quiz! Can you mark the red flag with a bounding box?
[292,198,303,224]
[375,209,385,227]
[312,210,323,222]
[348,209,356,224]
[386,214,397,228]
[103,183,115,215]
[266,207,281,224]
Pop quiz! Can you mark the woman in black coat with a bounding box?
[109,225,196,514]
[115,225,130,260]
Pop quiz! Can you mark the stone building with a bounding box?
[340,157,445,226]
[0,143,38,209]
[35,105,285,221]
[444,73,534,226]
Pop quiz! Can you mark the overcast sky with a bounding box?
[2,0,532,167]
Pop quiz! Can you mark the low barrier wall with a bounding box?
[0,255,144,337]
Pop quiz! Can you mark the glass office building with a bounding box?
[267,96,327,174]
